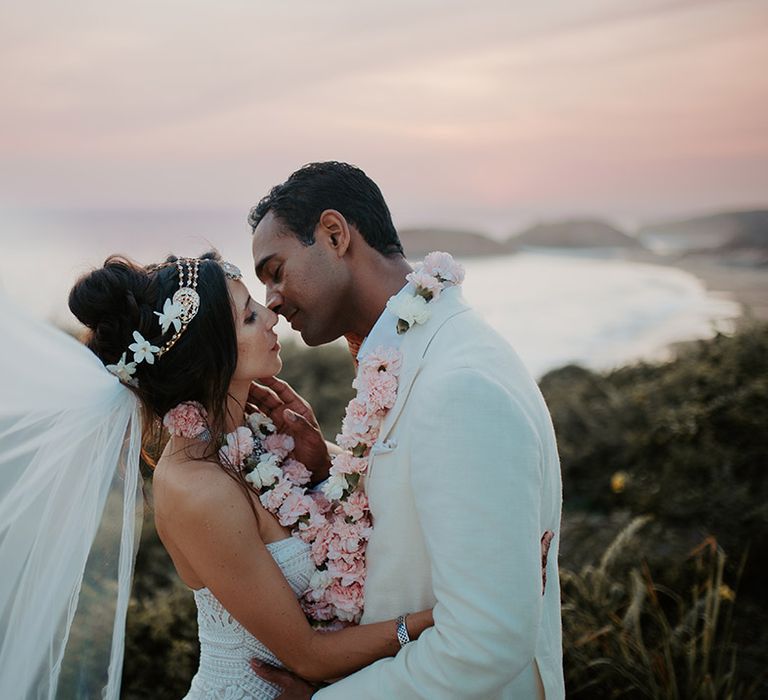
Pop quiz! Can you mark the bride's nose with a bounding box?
[263,306,278,331]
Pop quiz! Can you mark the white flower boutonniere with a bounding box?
[386,294,430,334]
[388,251,465,334]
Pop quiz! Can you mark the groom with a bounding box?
[248,162,564,699]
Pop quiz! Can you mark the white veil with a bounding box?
[0,292,143,699]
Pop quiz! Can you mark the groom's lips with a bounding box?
[287,310,301,330]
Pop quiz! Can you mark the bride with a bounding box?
[0,250,431,699]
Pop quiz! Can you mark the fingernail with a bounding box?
[286,411,296,421]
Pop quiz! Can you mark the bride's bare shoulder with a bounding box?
[153,450,247,524]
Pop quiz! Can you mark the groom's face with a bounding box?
[252,211,349,346]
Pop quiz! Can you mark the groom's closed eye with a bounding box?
[254,254,277,283]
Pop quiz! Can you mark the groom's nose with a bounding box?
[266,289,283,315]
[264,306,279,330]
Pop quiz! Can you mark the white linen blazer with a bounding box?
[315,286,564,699]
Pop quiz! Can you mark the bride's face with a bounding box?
[228,279,282,381]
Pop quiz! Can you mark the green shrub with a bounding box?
[546,324,768,694]
[121,579,199,699]
[541,325,768,571]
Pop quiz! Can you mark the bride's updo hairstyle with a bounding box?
[68,250,238,462]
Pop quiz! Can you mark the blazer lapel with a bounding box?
[377,286,470,443]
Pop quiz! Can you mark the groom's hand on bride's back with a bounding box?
[247,376,331,481]
[250,660,315,699]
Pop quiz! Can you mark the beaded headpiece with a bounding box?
[106,258,242,385]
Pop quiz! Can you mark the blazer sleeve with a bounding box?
[315,367,546,698]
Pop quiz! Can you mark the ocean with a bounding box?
[0,209,739,378]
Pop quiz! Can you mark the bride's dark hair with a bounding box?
[68,250,238,465]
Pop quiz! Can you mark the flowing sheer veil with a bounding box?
[0,292,143,699]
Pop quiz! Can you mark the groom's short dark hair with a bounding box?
[248,161,404,257]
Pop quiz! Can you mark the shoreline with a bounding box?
[622,249,768,322]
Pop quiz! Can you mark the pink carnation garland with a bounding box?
[311,251,464,622]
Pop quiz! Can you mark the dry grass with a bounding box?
[561,517,761,698]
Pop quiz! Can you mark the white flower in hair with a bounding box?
[154,298,184,334]
[105,352,138,385]
[128,331,160,365]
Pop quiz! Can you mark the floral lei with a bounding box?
[163,252,464,626]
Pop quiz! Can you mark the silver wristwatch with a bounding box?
[395,614,412,647]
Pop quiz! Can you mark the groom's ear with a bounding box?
[316,209,351,258]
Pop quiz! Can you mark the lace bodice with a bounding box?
[183,536,314,700]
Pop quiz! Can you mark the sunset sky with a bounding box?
[1,0,766,234]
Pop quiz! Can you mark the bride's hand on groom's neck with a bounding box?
[247,376,332,482]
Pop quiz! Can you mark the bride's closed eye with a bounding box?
[245,310,258,324]
[243,297,258,324]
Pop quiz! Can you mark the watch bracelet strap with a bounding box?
[396,614,412,647]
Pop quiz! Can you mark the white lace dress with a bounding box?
[183,537,314,699]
